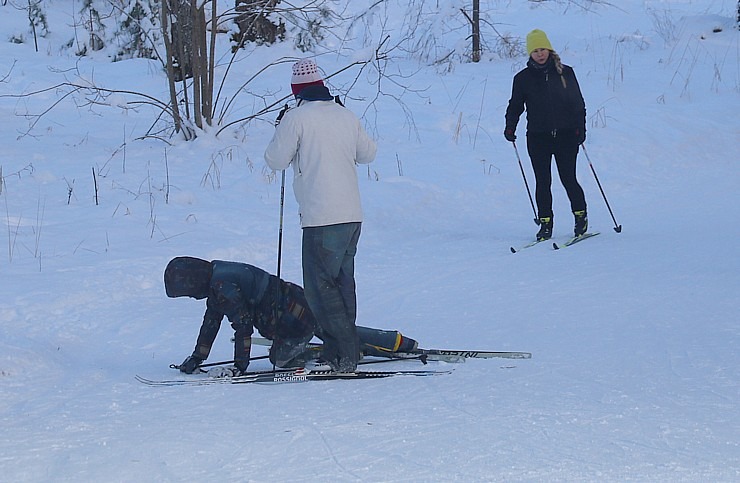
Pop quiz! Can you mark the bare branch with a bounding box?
[2,82,174,139]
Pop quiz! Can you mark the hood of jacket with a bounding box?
[164,256,213,299]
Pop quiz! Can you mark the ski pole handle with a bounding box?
[275,104,289,126]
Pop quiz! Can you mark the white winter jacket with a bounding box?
[264,99,377,227]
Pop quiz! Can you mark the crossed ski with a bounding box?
[137,338,531,386]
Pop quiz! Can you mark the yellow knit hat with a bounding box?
[526,29,553,55]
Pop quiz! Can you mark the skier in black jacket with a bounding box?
[164,257,418,374]
[505,29,588,241]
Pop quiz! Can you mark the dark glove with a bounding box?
[504,128,517,143]
[179,355,204,374]
[575,127,586,145]
[234,359,249,375]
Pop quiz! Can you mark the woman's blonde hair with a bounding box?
[551,51,567,88]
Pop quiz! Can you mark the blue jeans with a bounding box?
[302,222,362,371]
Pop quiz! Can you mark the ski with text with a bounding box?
[136,367,450,387]
[251,337,532,361]
[400,347,531,360]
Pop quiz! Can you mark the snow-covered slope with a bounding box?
[1,1,738,480]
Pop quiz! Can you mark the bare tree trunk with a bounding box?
[173,0,193,81]
[169,0,191,120]
[461,2,481,63]
[161,0,185,137]
[197,5,208,126]
[472,0,480,62]
[161,0,217,135]
[28,0,39,52]
[205,2,217,126]
[191,0,203,129]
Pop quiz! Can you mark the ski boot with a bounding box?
[396,335,419,353]
[573,210,588,237]
[536,217,553,241]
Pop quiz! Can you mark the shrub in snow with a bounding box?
[113,0,160,62]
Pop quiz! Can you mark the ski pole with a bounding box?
[276,170,286,286]
[512,141,539,225]
[273,104,290,373]
[580,144,622,233]
[273,169,286,371]
[274,105,289,286]
[169,355,270,371]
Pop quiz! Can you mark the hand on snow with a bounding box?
[504,129,517,142]
[179,355,204,374]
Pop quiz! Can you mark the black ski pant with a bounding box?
[526,129,586,219]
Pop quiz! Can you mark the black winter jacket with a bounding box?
[192,261,316,362]
[505,57,586,135]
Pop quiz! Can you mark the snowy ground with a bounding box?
[1,1,739,481]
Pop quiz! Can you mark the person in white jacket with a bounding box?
[264,58,377,372]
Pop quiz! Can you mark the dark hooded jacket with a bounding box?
[166,258,316,365]
[505,56,586,135]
